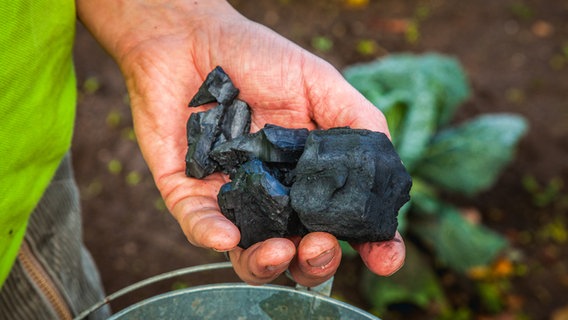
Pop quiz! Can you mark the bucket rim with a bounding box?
[109,282,380,320]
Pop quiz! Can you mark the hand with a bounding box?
[77,0,405,287]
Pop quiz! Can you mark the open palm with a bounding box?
[79,0,404,287]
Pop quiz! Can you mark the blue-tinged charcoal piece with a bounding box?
[210,124,309,174]
[218,159,305,248]
[290,128,412,243]
[219,99,251,142]
[188,66,240,107]
[262,124,309,160]
[185,104,225,178]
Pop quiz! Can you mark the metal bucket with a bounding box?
[109,283,377,319]
[76,262,379,320]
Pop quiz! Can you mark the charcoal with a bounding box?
[210,124,309,173]
[186,84,251,178]
[185,104,225,178]
[218,160,303,248]
[186,66,412,248]
[188,66,240,107]
[219,99,251,141]
[290,128,412,243]
[262,124,309,160]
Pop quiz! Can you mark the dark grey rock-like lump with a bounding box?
[217,159,305,248]
[188,66,240,107]
[290,128,412,243]
[185,66,251,178]
[210,124,308,175]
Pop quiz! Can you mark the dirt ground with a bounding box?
[72,0,568,318]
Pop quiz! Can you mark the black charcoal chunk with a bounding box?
[188,66,239,107]
[218,159,300,248]
[185,104,225,178]
[290,128,412,243]
[219,99,251,141]
[262,125,309,159]
[186,98,251,178]
[210,124,309,173]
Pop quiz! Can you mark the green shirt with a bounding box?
[0,1,77,286]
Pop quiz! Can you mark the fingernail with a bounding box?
[266,261,290,272]
[307,248,335,268]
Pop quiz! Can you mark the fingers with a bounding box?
[228,232,341,287]
[228,238,296,285]
[177,204,240,251]
[166,173,241,251]
[352,231,406,276]
[287,232,342,288]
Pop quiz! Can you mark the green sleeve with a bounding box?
[0,0,77,286]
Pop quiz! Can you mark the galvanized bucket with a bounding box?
[76,262,379,320]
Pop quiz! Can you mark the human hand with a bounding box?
[77,0,405,287]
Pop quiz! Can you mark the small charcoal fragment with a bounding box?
[185,100,251,178]
[262,125,309,161]
[290,128,412,243]
[185,104,225,178]
[219,99,251,142]
[188,66,240,107]
[218,159,302,248]
[210,124,309,174]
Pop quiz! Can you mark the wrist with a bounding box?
[77,0,238,66]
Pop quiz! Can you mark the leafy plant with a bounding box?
[522,174,564,207]
[311,36,333,52]
[343,53,528,313]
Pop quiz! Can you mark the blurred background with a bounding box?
[72,0,568,318]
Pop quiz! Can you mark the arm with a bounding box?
[76,0,404,286]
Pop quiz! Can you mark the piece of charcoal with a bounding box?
[186,96,251,178]
[219,99,251,142]
[290,127,412,243]
[188,66,240,107]
[210,124,309,174]
[185,104,225,178]
[218,159,304,248]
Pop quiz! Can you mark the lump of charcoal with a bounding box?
[218,159,304,248]
[218,99,251,143]
[186,98,251,179]
[210,124,309,174]
[185,104,225,178]
[290,127,412,243]
[188,66,239,107]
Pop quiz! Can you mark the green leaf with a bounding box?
[362,242,448,313]
[311,36,333,52]
[338,240,358,258]
[476,281,507,313]
[396,201,411,234]
[409,201,508,273]
[415,114,528,195]
[407,178,440,216]
[343,53,471,170]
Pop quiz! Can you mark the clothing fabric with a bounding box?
[0,154,110,319]
[0,1,77,284]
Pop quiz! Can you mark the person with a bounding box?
[0,0,405,318]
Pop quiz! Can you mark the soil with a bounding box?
[72,0,568,318]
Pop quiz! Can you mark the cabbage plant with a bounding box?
[342,53,528,312]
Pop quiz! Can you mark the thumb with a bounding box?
[352,231,405,276]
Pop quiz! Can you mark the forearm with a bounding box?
[76,0,236,66]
